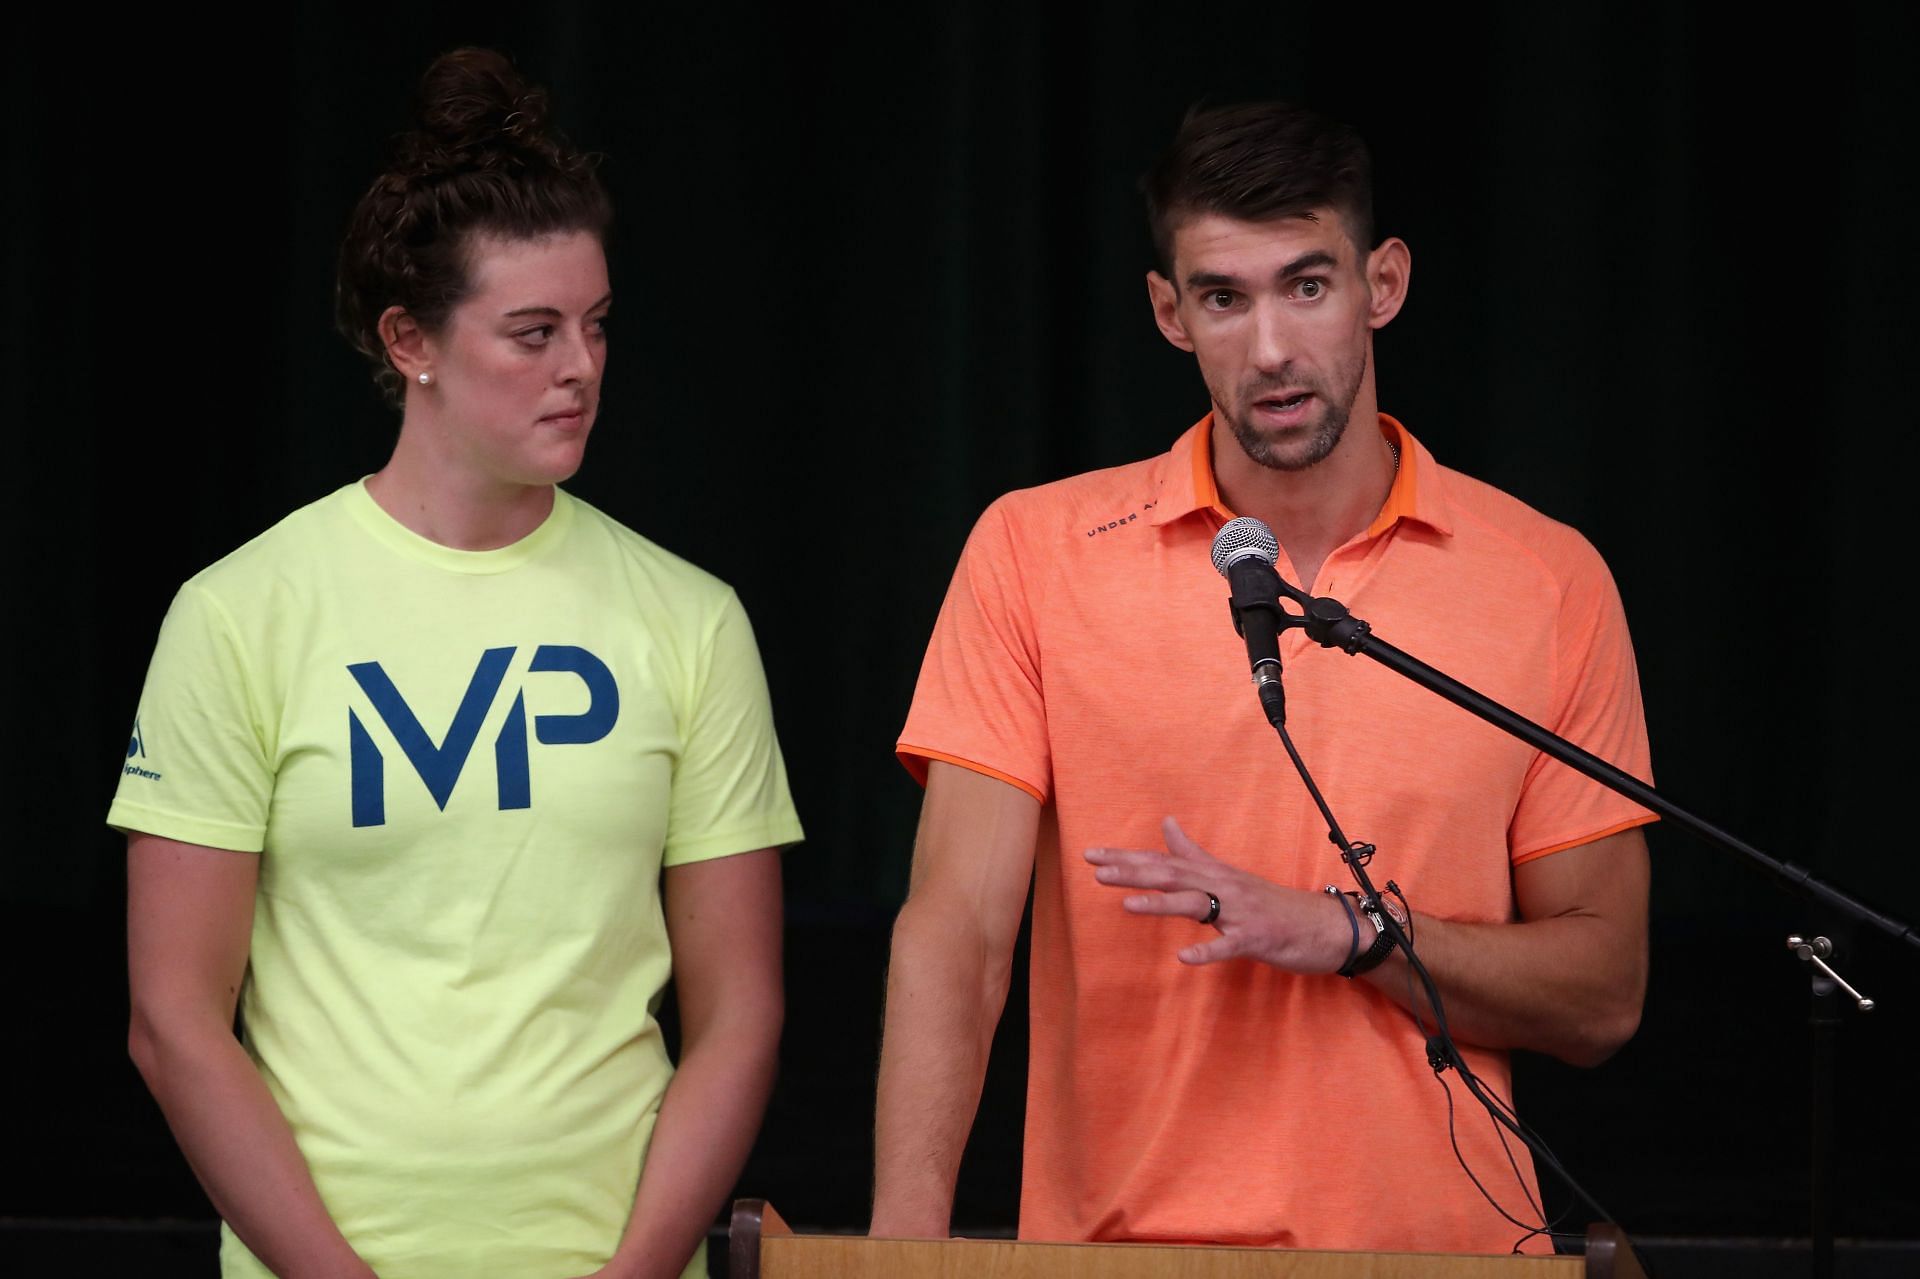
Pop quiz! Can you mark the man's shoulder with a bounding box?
[1433,463,1611,586]
[976,451,1170,545]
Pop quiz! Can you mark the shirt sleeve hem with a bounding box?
[663,818,806,867]
[1511,813,1658,867]
[895,744,1046,804]
[106,801,266,853]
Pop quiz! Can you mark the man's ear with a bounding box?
[378,306,433,381]
[1364,238,1411,331]
[1146,271,1194,352]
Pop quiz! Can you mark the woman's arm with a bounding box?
[126,832,376,1279]
[593,848,784,1279]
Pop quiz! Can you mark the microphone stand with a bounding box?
[1282,586,1917,950]
[1259,573,1914,1272]
[1786,933,1874,1279]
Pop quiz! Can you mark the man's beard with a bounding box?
[1216,346,1369,473]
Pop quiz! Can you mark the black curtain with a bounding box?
[8,0,1916,1248]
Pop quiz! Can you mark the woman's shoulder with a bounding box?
[558,490,739,609]
[182,484,363,597]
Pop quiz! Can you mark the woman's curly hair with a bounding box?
[335,48,612,406]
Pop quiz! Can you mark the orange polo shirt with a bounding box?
[898,415,1655,1254]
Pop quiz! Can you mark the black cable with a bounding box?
[1432,1069,1543,1233]
[1390,877,1554,1237]
[1491,1085,1550,1223]
[1270,718,1628,1244]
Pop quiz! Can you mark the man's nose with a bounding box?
[1249,302,1294,373]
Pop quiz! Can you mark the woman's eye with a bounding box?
[517,326,554,345]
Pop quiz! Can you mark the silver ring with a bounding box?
[1201,892,1221,926]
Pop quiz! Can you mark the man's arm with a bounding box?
[1358,828,1648,1067]
[594,848,784,1279]
[1086,819,1649,1067]
[870,761,1040,1238]
[126,833,377,1279]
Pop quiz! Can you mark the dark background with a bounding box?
[7,1,1918,1273]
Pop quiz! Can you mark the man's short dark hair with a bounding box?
[1142,101,1375,278]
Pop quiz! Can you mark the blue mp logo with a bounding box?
[346,645,618,827]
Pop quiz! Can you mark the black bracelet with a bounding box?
[1322,884,1360,972]
[1341,896,1397,978]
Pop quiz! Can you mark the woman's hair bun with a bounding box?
[394,47,567,177]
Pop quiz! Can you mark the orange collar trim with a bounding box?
[1365,414,1453,539]
[1149,413,1452,539]
[1146,415,1233,527]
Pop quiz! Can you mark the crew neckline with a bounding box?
[342,479,575,574]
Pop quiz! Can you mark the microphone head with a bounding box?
[1210,516,1280,578]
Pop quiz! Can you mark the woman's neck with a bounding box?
[364,426,556,551]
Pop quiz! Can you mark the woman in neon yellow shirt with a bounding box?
[115,48,801,1279]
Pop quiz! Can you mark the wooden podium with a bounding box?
[729,1201,1647,1279]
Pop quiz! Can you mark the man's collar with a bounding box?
[1366,414,1454,538]
[1143,416,1233,527]
[1146,412,1454,538]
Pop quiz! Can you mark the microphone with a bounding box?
[1209,517,1288,726]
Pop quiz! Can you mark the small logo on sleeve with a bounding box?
[123,717,163,780]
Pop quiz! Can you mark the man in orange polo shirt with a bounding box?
[871,102,1654,1255]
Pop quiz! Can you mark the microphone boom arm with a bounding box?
[1274,585,1920,951]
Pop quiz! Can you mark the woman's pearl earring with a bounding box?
[418,371,434,386]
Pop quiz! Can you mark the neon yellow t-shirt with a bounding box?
[109,480,803,1278]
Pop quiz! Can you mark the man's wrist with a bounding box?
[870,1181,956,1238]
[1321,885,1361,972]
[869,1205,951,1239]
[1338,894,1396,978]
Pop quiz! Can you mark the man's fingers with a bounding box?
[1178,934,1239,965]
[1122,889,1215,920]
[1095,860,1181,891]
[1161,815,1216,864]
[1087,847,1189,891]
[1084,846,1165,867]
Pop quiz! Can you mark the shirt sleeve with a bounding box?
[896,498,1051,802]
[1508,531,1657,864]
[107,582,274,852]
[662,590,805,866]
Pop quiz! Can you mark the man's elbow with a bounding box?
[885,895,1019,1069]
[888,893,1015,1011]
[1556,989,1644,1068]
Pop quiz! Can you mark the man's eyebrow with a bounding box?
[502,292,614,319]
[1183,253,1339,292]
[1277,250,1338,278]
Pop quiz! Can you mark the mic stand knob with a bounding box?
[1786,935,1874,1012]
